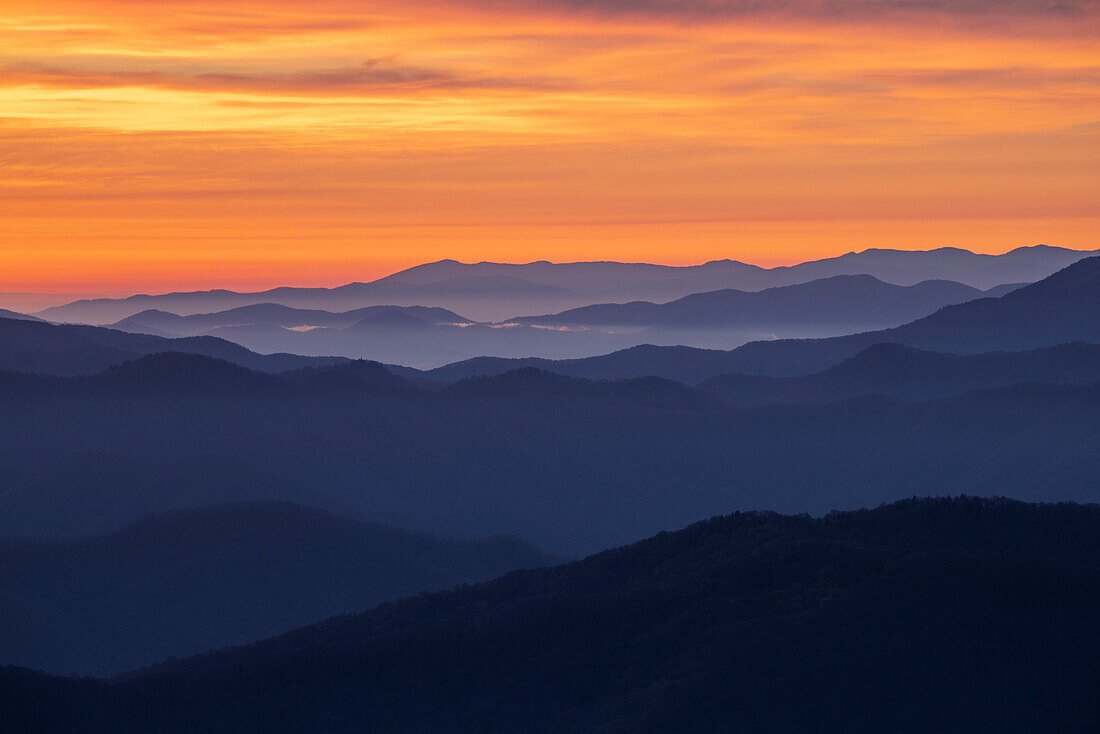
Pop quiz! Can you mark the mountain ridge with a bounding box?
[513,275,992,330]
[35,245,1097,324]
[696,341,1100,405]
[1,348,1099,555]
[0,317,349,377]
[427,255,1100,382]
[86,274,1020,368]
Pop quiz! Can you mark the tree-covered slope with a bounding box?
[4,497,1098,733]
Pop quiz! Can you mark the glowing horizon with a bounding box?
[3,0,1098,294]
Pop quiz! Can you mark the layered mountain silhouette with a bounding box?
[0,317,348,376]
[0,451,318,538]
[36,245,1095,324]
[105,302,631,367]
[113,304,472,337]
[421,344,736,384]
[38,274,578,324]
[0,501,554,676]
[5,497,1097,733]
[447,367,713,411]
[697,342,1100,405]
[2,352,1098,555]
[93,274,1018,367]
[427,256,1100,382]
[0,308,41,322]
[281,357,421,392]
[377,247,1091,292]
[514,275,1003,331]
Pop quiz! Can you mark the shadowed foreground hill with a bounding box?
[3,497,1098,733]
[0,501,554,677]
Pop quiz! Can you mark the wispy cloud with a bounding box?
[1,0,1098,291]
[444,0,1100,30]
[2,59,563,94]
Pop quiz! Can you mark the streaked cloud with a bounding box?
[0,0,1097,292]
[1,59,561,94]
[463,0,1099,18]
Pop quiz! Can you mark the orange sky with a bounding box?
[2,0,1099,293]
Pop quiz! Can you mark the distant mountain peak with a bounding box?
[32,245,1100,326]
[1008,243,1054,252]
[129,308,182,318]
